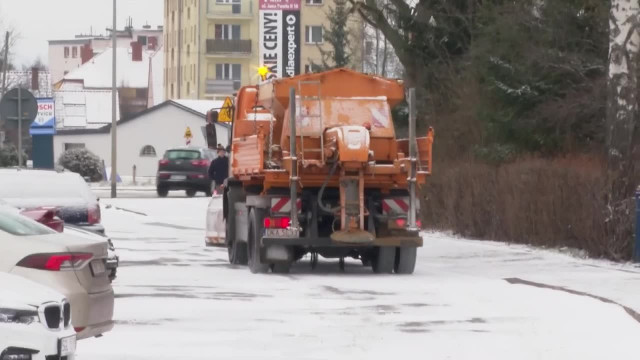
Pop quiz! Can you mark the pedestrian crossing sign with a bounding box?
[219,97,233,123]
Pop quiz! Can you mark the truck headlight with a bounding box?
[0,307,39,325]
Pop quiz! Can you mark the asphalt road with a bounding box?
[79,197,640,360]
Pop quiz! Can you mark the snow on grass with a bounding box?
[78,197,640,359]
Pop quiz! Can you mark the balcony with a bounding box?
[207,0,253,19]
[206,79,242,95]
[206,39,252,56]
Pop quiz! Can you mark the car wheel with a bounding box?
[186,189,196,197]
[248,208,269,274]
[372,247,395,274]
[157,187,169,197]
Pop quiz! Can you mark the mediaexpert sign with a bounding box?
[259,0,300,79]
[29,98,56,135]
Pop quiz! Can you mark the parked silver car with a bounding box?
[0,205,114,340]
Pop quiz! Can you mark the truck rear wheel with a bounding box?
[248,208,269,274]
[226,187,247,265]
[372,247,395,274]
[395,247,417,274]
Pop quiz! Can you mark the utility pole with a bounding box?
[111,0,118,198]
[2,32,9,96]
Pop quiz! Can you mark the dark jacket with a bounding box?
[208,155,229,185]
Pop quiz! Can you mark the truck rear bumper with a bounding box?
[262,235,422,247]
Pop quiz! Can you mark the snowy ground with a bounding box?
[79,194,640,359]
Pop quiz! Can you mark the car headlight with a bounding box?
[0,307,39,325]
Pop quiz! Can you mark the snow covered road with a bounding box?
[80,196,640,359]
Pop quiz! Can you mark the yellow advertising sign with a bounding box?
[219,97,233,123]
[184,126,193,139]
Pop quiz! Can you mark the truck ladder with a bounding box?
[297,80,324,166]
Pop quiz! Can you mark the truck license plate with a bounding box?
[264,228,299,238]
[90,260,106,276]
[59,335,76,356]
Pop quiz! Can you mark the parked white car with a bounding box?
[0,205,114,340]
[0,272,76,360]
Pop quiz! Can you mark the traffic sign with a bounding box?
[0,87,38,127]
[184,126,193,139]
[219,97,233,123]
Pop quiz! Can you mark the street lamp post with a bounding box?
[110,0,117,198]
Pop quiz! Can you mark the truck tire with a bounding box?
[372,247,395,274]
[248,208,269,274]
[395,247,417,274]
[226,187,248,265]
[271,263,291,274]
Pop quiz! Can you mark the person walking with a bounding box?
[208,145,229,195]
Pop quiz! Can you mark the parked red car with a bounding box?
[20,207,64,232]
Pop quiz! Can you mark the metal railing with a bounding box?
[206,39,252,54]
[206,79,241,94]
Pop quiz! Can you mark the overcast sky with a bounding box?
[0,0,164,67]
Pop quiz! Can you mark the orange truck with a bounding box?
[222,68,433,274]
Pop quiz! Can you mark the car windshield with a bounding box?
[0,208,56,236]
[0,172,95,201]
[165,150,201,160]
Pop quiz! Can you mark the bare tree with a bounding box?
[605,0,639,249]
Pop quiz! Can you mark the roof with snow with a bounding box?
[56,99,229,135]
[60,47,156,88]
[173,99,224,115]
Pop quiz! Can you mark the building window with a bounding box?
[171,84,174,98]
[187,45,190,58]
[140,145,157,157]
[187,82,191,95]
[216,0,238,4]
[171,48,175,66]
[305,26,323,44]
[187,7,191,19]
[305,0,323,5]
[137,36,148,45]
[72,47,78,58]
[215,24,241,40]
[216,63,241,89]
[64,143,85,151]
[172,11,175,27]
[304,64,321,73]
[64,47,70,58]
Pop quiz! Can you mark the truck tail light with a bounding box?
[416,220,422,228]
[395,218,406,227]
[191,159,209,167]
[159,159,169,166]
[17,253,93,271]
[264,217,291,229]
[88,205,101,224]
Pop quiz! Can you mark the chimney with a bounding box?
[143,24,151,30]
[148,36,158,51]
[31,67,39,91]
[131,41,143,62]
[81,43,94,64]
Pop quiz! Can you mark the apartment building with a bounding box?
[164,0,363,100]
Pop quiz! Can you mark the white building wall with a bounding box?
[49,42,85,84]
[53,104,229,180]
